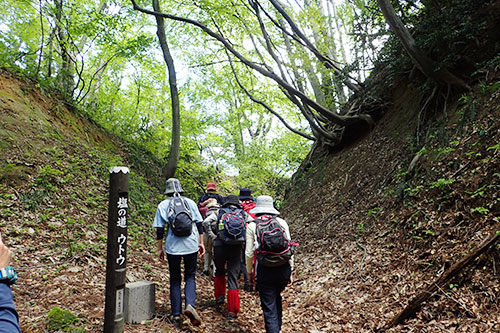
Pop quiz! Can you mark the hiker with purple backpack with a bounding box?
[245,195,297,333]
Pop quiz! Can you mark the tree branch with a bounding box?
[130,0,365,128]
[227,52,315,141]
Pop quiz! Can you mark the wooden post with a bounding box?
[104,167,129,333]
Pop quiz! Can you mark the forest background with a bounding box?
[1,0,500,332]
[1,0,418,198]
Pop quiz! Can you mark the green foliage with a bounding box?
[21,189,50,212]
[404,185,424,197]
[479,81,500,94]
[376,0,494,88]
[429,178,455,189]
[417,145,456,161]
[487,143,500,153]
[422,229,435,237]
[36,165,64,192]
[46,307,80,332]
[364,207,381,217]
[470,207,489,215]
[356,222,366,233]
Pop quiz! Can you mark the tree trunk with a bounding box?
[88,57,107,111]
[152,0,180,179]
[54,0,74,98]
[377,0,468,89]
[47,29,55,78]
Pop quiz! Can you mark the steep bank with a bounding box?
[283,74,500,330]
[0,69,166,332]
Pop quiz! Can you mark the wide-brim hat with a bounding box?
[239,188,253,200]
[206,182,217,191]
[164,178,184,195]
[222,194,242,208]
[250,195,280,216]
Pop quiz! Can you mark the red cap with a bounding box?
[206,183,217,191]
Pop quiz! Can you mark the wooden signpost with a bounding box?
[104,167,129,332]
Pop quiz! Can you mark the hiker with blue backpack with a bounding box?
[245,195,297,333]
[153,178,205,327]
[202,194,252,320]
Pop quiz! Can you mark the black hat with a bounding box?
[222,194,242,208]
[239,188,253,200]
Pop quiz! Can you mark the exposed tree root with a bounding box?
[381,226,500,331]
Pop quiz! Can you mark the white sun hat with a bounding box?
[249,195,280,216]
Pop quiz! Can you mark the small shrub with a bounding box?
[364,207,381,217]
[46,307,79,331]
[429,178,455,189]
[470,207,489,215]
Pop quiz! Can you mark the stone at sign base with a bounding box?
[124,281,155,324]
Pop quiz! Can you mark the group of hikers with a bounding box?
[0,178,294,333]
[154,178,296,332]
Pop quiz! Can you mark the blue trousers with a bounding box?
[167,252,197,316]
[256,263,291,333]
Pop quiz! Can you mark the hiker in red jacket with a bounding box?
[239,188,256,219]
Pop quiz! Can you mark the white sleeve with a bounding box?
[245,222,256,275]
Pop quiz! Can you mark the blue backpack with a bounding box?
[168,194,193,237]
[217,207,246,244]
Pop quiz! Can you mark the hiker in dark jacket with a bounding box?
[0,232,20,333]
[239,188,255,291]
[153,178,205,327]
[245,195,295,333]
[203,194,251,320]
[197,183,224,218]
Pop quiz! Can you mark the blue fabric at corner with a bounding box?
[0,283,20,333]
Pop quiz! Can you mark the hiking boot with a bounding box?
[184,304,201,326]
[216,296,225,305]
[169,315,182,327]
[227,312,236,321]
